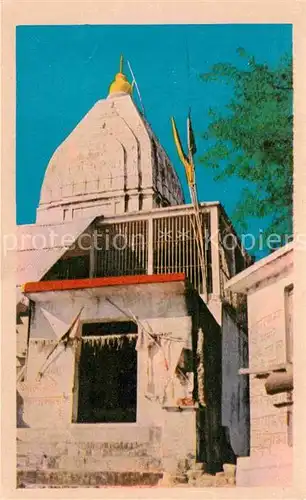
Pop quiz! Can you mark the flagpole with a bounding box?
[127,60,145,116]
[171,114,208,302]
[187,151,208,303]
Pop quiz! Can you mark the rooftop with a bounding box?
[224,242,293,294]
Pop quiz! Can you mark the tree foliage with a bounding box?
[200,48,293,245]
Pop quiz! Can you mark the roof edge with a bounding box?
[225,242,294,294]
[23,273,186,294]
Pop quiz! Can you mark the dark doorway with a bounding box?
[77,321,137,423]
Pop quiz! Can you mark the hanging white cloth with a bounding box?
[162,331,196,407]
[150,341,169,403]
[161,338,185,406]
[136,327,158,400]
[135,319,194,406]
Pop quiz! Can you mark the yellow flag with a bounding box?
[171,117,195,186]
[171,117,187,165]
[185,161,195,186]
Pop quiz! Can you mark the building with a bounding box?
[16,60,252,487]
[224,243,293,487]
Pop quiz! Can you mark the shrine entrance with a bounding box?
[76,321,138,423]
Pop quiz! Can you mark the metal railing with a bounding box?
[152,212,212,294]
[94,207,213,295]
[42,203,250,303]
[95,219,148,278]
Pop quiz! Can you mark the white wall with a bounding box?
[22,283,193,431]
[237,263,293,486]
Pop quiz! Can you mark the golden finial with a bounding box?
[108,55,133,96]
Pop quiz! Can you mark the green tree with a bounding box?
[200,48,293,247]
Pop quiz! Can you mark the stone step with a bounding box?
[17,469,163,488]
[17,442,162,473]
[18,453,163,472]
[17,425,163,477]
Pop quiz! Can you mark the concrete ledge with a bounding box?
[17,424,162,443]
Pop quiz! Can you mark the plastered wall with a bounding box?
[247,271,293,456]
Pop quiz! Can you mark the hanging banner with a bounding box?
[40,307,70,340]
[37,307,83,380]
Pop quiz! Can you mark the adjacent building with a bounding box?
[225,242,293,487]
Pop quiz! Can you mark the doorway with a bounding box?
[76,321,138,423]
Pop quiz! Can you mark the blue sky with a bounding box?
[16,24,292,256]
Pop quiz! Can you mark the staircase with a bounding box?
[17,425,163,488]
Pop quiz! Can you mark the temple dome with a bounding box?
[36,72,184,224]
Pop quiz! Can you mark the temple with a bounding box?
[16,58,253,488]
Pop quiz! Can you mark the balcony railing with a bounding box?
[43,203,250,306]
